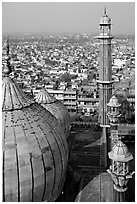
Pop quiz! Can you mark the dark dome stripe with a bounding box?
[38,124,65,194]
[49,130,65,190]
[3,152,5,202]
[34,103,68,155]
[44,116,68,159]
[30,106,67,197]
[25,108,57,200]
[29,154,34,202]
[49,120,68,157]
[30,114,57,197]
[3,113,6,202]
[4,111,20,202]
[49,123,68,160]
[38,129,59,197]
[41,137,56,200]
[5,83,13,110]
[20,109,47,202]
[2,83,7,111]
[10,82,22,110]
[15,109,38,202]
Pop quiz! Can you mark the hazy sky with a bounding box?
[2,2,135,35]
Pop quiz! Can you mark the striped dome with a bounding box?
[35,89,70,138]
[107,95,121,107]
[113,141,128,155]
[100,9,111,25]
[2,76,68,202]
[100,15,111,25]
[108,140,133,162]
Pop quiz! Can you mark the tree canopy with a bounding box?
[60,72,72,83]
[116,94,135,124]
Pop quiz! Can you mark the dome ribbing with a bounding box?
[108,140,133,162]
[2,77,35,111]
[2,76,68,202]
[107,95,121,107]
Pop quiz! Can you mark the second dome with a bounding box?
[35,89,70,138]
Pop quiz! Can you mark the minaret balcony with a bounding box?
[97,80,114,84]
[97,35,113,39]
[107,168,133,193]
[108,112,121,117]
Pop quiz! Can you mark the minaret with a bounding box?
[107,95,135,201]
[97,8,114,127]
[107,140,134,202]
[107,95,121,150]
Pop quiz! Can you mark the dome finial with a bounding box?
[104,7,107,16]
[113,89,117,96]
[6,38,10,56]
[3,38,12,76]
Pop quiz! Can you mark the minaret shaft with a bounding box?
[97,11,113,127]
[99,39,112,82]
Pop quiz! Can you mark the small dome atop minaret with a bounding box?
[35,89,70,138]
[107,95,121,107]
[2,40,68,202]
[108,140,133,162]
[100,8,111,25]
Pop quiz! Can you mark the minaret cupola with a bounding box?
[100,8,112,36]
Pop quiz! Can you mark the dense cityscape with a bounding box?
[2,33,135,124]
[2,3,135,202]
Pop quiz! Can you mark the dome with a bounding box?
[35,89,70,138]
[113,140,128,155]
[108,140,133,162]
[75,172,115,202]
[100,8,111,25]
[2,76,68,202]
[107,95,121,107]
[75,172,135,202]
[100,15,111,25]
